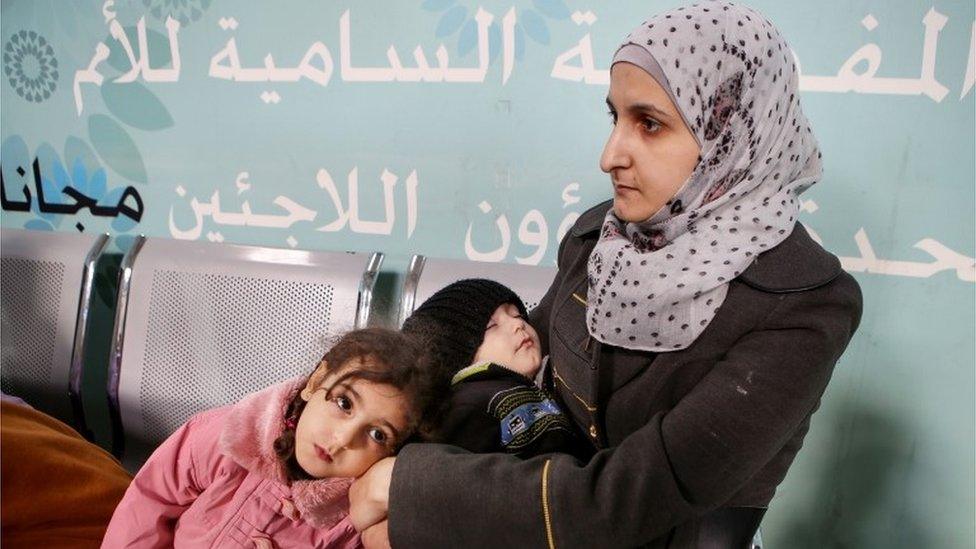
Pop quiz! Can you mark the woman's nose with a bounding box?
[600,126,629,174]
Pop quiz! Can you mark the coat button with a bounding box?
[589,424,598,438]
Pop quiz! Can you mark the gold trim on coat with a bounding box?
[542,459,556,549]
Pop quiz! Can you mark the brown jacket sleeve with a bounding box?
[388,272,860,548]
[1,401,132,548]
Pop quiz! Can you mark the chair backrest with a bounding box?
[109,236,382,470]
[398,255,557,327]
[0,228,108,434]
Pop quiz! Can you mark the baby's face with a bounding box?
[473,303,542,378]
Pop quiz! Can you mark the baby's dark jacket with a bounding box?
[435,362,590,460]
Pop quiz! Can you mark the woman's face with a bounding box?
[601,62,701,223]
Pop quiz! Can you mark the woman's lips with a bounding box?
[614,183,639,195]
[315,444,333,463]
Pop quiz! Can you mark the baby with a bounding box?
[403,278,585,459]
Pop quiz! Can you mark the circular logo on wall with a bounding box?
[3,30,58,103]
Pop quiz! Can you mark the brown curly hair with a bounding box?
[273,327,447,480]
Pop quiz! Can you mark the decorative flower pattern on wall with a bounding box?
[82,23,179,193]
[27,156,109,232]
[0,16,176,248]
[3,30,59,103]
[143,0,212,27]
[3,135,141,251]
[422,0,570,63]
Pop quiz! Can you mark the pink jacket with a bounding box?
[102,378,361,548]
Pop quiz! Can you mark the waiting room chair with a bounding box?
[108,236,382,470]
[0,228,108,436]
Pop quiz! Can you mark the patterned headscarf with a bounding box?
[586,1,822,352]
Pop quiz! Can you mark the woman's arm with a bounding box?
[101,413,217,547]
[382,275,861,547]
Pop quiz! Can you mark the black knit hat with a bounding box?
[402,278,528,375]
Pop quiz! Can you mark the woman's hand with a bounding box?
[361,520,391,549]
[349,457,394,532]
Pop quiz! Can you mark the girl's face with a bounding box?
[601,62,701,223]
[295,358,412,479]
[472,303,541,378]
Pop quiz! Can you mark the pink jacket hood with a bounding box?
[219,376,353,529]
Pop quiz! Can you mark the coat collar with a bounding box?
[219,377,353,529]
[736,223,841,293]
[452,362,532,386]
[571,199,611,237]
[569,199,840,293]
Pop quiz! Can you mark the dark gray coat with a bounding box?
[390,200,862,548]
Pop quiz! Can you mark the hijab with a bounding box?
[586,1,822,351]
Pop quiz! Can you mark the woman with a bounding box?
[351,2,862,547]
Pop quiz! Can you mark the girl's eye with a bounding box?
[607,110,617,125]
[641,117,662,134]
[486,322,497,330]
[333,395,352,412]
[368,428,388,445]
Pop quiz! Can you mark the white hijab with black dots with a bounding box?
[587,1,822,352]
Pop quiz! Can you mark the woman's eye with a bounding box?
[607,110,617,125]
[486,322,497,330]
[333,395,352,412]
[368,428,388,445]
[641,117,662,133]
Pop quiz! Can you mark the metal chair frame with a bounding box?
[0,228,108,436]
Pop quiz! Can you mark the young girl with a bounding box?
[102,328,440,548]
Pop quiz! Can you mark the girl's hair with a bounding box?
[273,327,447,480]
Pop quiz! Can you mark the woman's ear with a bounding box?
[301,360,330,401]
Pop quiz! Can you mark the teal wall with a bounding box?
[2,1,973,546]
